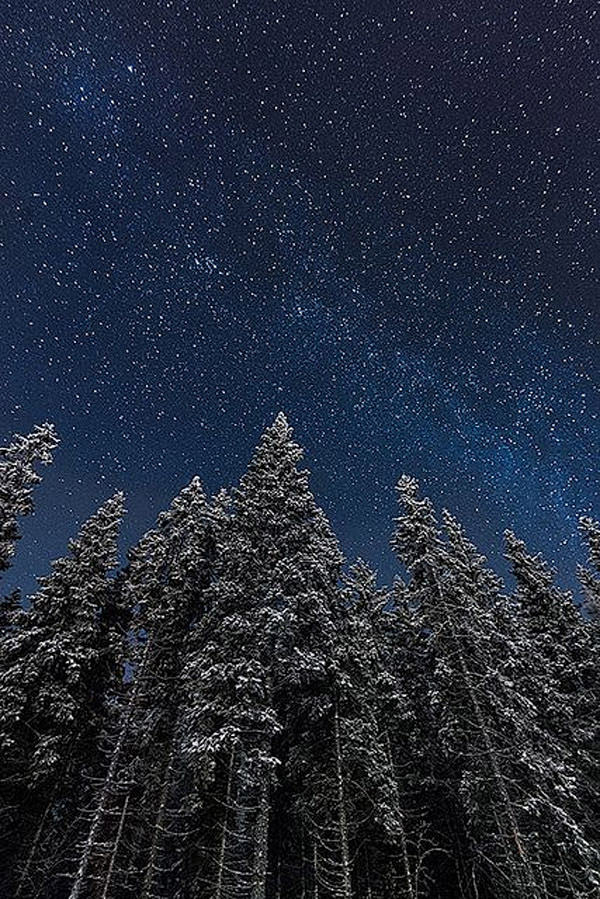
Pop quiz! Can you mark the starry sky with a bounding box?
[1,0,598,596]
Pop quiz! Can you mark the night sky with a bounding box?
[1,1,598,596]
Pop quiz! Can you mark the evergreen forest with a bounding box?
[0,415,598,899]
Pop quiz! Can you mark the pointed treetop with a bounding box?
[238,413,305,498]
[30,492,125,626]
[261,411,294,443]
[129,478,208,567]
[503,529,555,591]
[395,474,419,496]
[129,475,217,568]
[82,489,125,522]
[391,475,440,573]
[160,476,207,521]
[504,529,580,630]
[0,423,61,571]
[62,491,125,567]
[258,411,295,450]
[442,509,504,605]
[443,510,497,578]
[217,409,344,595]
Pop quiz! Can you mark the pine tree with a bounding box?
[181,413,344,899]
[504,530,591,759]
[0,588,23,636]
[0,492,125,897]
[392,477,557,899]
[334,561,427,899]
[69,477,219,899]
[0,422,59,573]
[504,530,600,893]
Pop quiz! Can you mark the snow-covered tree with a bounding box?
[181,413,344,899]
[331,561,428,899]
[0,492,125,897]
[69,477,219,899]
[504,529,592,755]
[0,423,59,574]
[0,416,596,899]
[504,530,600,892]
[392,478,555,899]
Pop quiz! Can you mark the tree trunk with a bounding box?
[363,847,373,899]
[251,772,270,899]
[141,732,178,899]
[214,743,237,899]
[333,697,353,899]
[436,575,541,899]
[456,645,537,897]
[101,792,129,899]
[384,730,415,899]
[300,829,306,899]
[69,639,152,899]
[14,782,59,899]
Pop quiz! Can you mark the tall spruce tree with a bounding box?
[0,492,125,898]
[333,561,428,899]
[392,477,576,899]
[388,575,442,899]
[0,422,59,574]
[504,530,600,894]
[181,413,345,899]
[69,477,220,899]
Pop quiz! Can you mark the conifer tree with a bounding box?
[504,530,600,892]
[181,413,344,899]
[333,561,427,899]
[504,530,592,757]
[0,492,125,897]
[392,478,555,899]
[69,477,219,899]
[0,588,23,636]
[0,422,59,573]
[387,576,442,899]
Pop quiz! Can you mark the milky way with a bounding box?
[1,0,598,592]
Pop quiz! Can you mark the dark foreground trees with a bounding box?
[0,492,126,897]
[0,417,598,899]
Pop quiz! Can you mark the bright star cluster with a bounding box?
[1,0,598,592]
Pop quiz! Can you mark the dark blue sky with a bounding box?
[1,0,598,596]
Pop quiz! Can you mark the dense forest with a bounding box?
[0,415,598,899]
